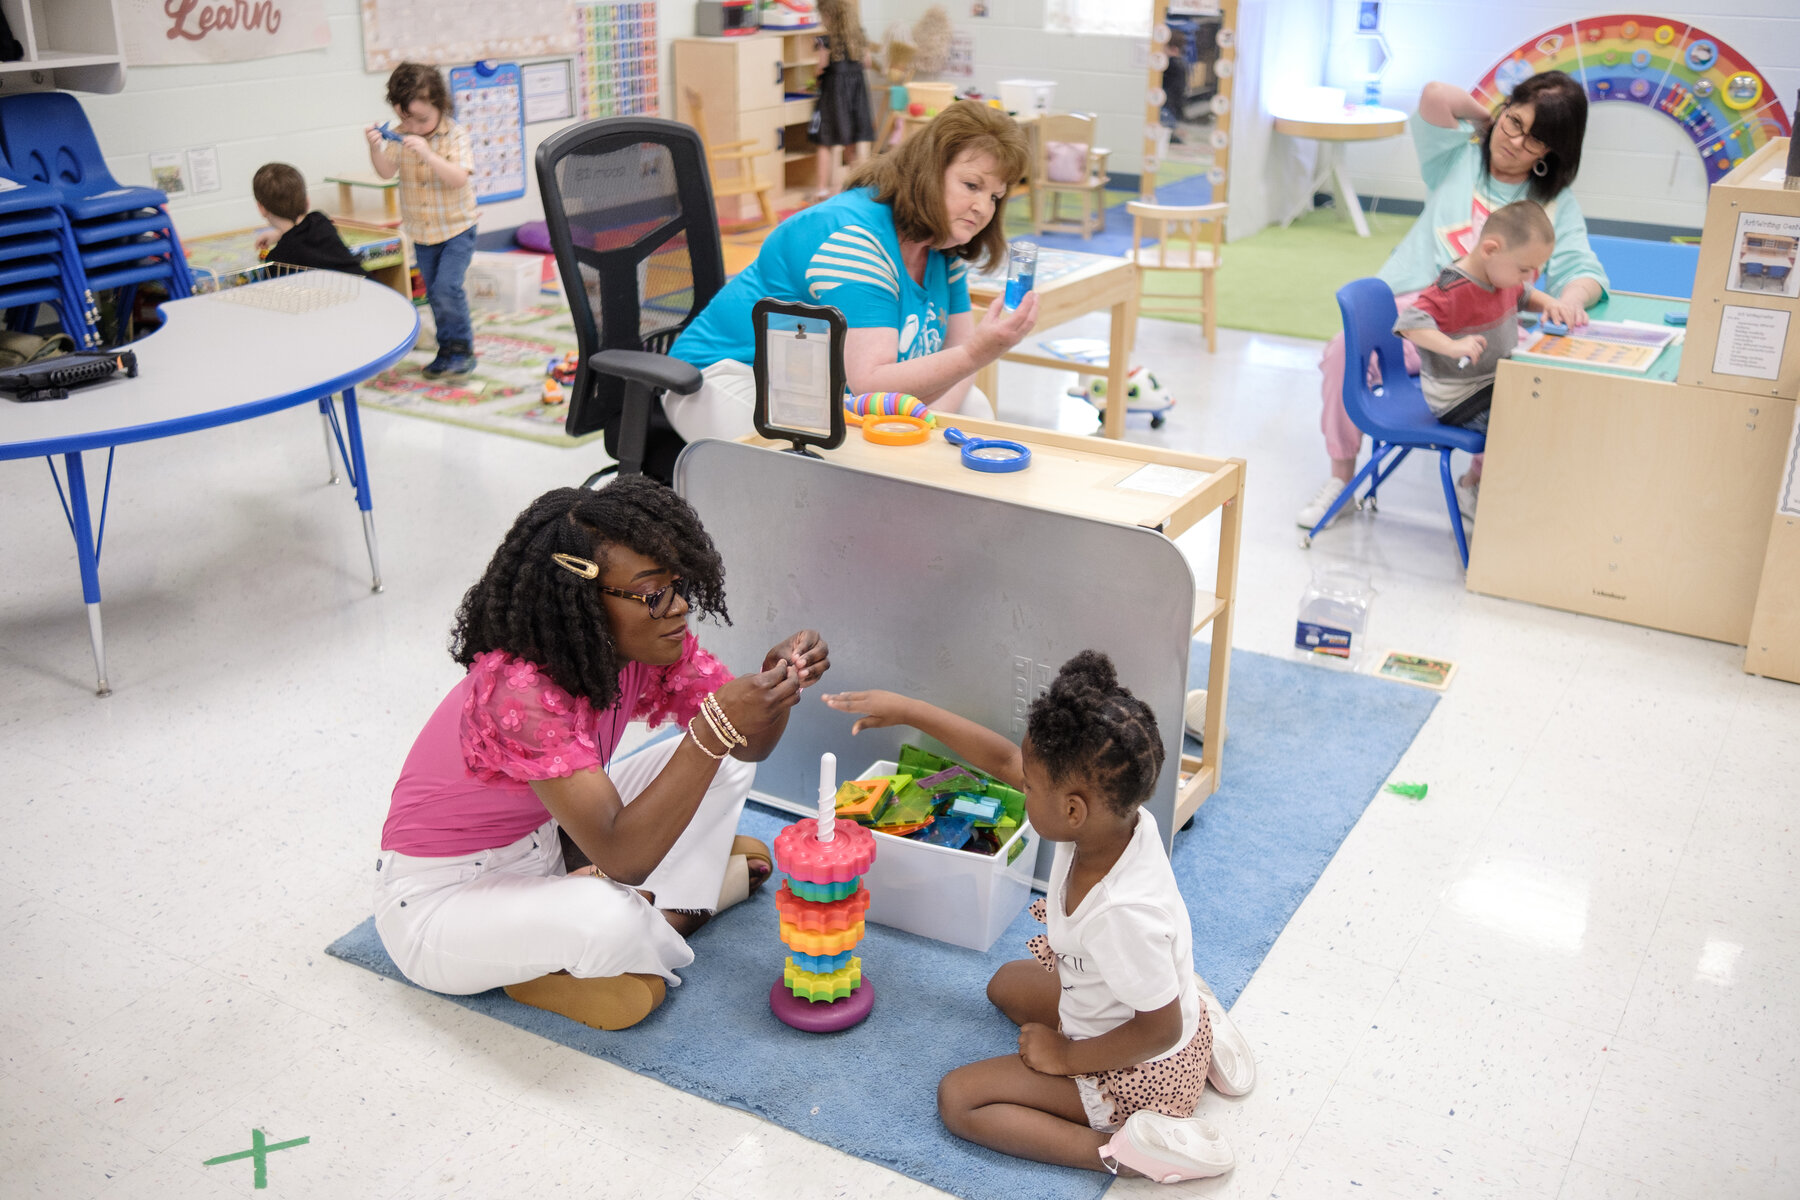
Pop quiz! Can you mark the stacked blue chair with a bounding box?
[0,91,192,343]
[1303,277,1487,569]
[0,145,99,347]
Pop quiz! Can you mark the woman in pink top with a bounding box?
[376,479,829,1031]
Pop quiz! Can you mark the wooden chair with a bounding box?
[1127,200,1227,352]
[1031,112,1110,239]
[682,87,776,230]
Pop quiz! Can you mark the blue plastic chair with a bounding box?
[0,92,191,302]
[0,148,99,346]
[1304,278,1487,568]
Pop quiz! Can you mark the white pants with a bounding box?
[662,358,994,444]
[373,735,755,995]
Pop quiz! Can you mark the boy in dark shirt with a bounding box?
[252,163,368,277]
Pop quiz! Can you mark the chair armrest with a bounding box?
[589,349,703,396]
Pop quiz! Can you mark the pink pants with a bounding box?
[1319,288,1424,461]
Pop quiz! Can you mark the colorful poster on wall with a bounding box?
[448,63,527,204]
[120,0,331,65]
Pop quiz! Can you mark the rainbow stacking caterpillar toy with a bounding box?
[770,753,877,1032]
[842,391,935,426]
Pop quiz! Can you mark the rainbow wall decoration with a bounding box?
[1472,14,1791,184]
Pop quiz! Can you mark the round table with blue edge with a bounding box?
[0,275,418,695]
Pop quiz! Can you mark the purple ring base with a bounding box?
[770,975,875,1032]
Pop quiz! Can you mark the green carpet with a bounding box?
[1136,208,1413,341]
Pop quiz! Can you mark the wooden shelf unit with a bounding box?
[0,0,125,93]
[675,29,854,215]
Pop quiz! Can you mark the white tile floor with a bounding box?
[3,313,1795,1199]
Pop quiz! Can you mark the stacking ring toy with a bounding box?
[862,415,930,446]
[944,426,1031,473]
[770,753,876,1033]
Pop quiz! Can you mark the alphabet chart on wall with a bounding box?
[448,63,528,204]
[576,0,659,119]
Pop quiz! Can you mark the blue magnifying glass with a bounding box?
[944,426,1031,472]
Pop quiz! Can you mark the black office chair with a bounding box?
[535,118,728,486]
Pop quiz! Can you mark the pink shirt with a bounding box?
[382,634,733,856]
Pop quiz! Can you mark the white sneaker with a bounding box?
[1195,973,1255,1096]
[1297,476,1352,530]
[1099,1110,1235,1182]
[1455,478,1479,522]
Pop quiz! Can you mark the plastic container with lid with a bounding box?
[1293,566,1375,669]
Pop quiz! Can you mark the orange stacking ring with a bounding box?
[779,919,866,957]
[774,882,872,932]
[862,415,930,446]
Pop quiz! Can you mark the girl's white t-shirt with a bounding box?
[1045,808,1200,1060]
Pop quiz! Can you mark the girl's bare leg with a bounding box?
[987,959,1061,1027]
[939,1054,1109,1170]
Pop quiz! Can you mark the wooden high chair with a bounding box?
[682,87,776,230]
[1031,112,1110,239]
[1127,200,1227,352]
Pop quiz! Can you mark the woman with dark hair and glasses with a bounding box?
[373,479,830,1031]
[1298,70,1610,530]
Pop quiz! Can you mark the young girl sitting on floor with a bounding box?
[824,652,1254,1183]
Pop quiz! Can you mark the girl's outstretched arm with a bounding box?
[822,690,1024,788]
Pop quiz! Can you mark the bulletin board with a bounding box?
[449,63,529,204]
[360,0,578,72]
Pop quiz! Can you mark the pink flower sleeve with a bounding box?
[460,651,605,782]
[633,632,734,730]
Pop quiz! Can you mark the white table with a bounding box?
[1272,105,1409,237]
[1,275,419,694]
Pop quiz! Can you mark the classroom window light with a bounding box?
[1046,0,1151,38]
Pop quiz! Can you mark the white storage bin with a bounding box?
[998,79,1057,117]
[466,251,545,313]
[852,759,1037,952]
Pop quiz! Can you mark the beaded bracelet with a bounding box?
[700,699,739,753]
[703,693,746,746]
[686,716,730,760]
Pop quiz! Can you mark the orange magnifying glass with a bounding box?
[861,415,930,446]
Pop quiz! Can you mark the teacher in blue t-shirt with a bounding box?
[667,101,1039,441]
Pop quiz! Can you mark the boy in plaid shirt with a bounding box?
[367,62,480,380]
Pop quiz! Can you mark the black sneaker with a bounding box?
[419,349,452,380]
[435,347,478,380]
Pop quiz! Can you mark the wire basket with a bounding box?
[198,262,360,313]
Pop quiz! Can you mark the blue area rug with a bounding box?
[327,643,1436,1200]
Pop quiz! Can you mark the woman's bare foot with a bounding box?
[504,970,667,1030]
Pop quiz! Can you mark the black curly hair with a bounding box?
[450,479,729,710]
[1025,650,1164,816]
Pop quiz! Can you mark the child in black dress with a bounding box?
[811,0,874,201]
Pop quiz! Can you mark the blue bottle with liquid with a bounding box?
[1004,241,1038,309]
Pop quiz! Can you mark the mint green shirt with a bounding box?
[1378,113,1608,302]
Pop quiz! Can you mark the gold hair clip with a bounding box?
[550,553,599,580]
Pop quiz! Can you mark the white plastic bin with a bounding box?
[466,251,545,313]
[998,79,1057,117]
[851,759,1037,952]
